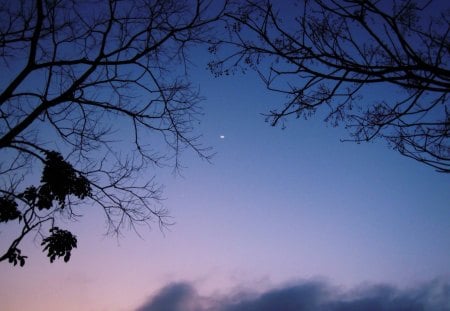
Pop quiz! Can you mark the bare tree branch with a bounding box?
[210,0,449,173]
[1,0,227,266]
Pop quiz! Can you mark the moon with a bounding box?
[220,135,225,139]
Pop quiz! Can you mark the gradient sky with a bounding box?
[1,1,449,310]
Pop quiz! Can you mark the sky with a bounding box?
[1,1,449,310]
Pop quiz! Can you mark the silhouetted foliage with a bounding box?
[0,0,225,266]
[41,227,77,263]
[1,150,91,265]
[0,196,21,223]
[5,248,27,267]
[211,0,449,172]
[38,151,91,209]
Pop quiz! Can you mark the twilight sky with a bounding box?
[1,1,449,310]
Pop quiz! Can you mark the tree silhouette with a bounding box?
[0,0,225,265]
[210,0,449,172]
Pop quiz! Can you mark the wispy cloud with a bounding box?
[136,279,450,311]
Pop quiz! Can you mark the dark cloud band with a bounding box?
[136,279,450,311]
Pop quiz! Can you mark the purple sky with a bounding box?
[1,1,449,310]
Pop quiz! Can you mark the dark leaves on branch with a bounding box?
[6,248,27,267]
[41,227,77,263]
[0,196,22,223]
[1,151,90,267]
[37,151,92,209]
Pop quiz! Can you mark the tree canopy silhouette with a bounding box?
[210,0,449,172]
[0,0,224,266]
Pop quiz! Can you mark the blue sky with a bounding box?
[4,47,448,310]
[1,1,449,310]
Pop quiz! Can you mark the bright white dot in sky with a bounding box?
[220,135,225,139]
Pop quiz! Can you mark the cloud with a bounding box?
[136,283,201,311]
[136,279,450,311]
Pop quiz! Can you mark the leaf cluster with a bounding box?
[41,227,77,263]
[0,196,22,223]
[5,248,27,267]
[1,151,90,266]
[38,151,92,209]
[17,151,92,210]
